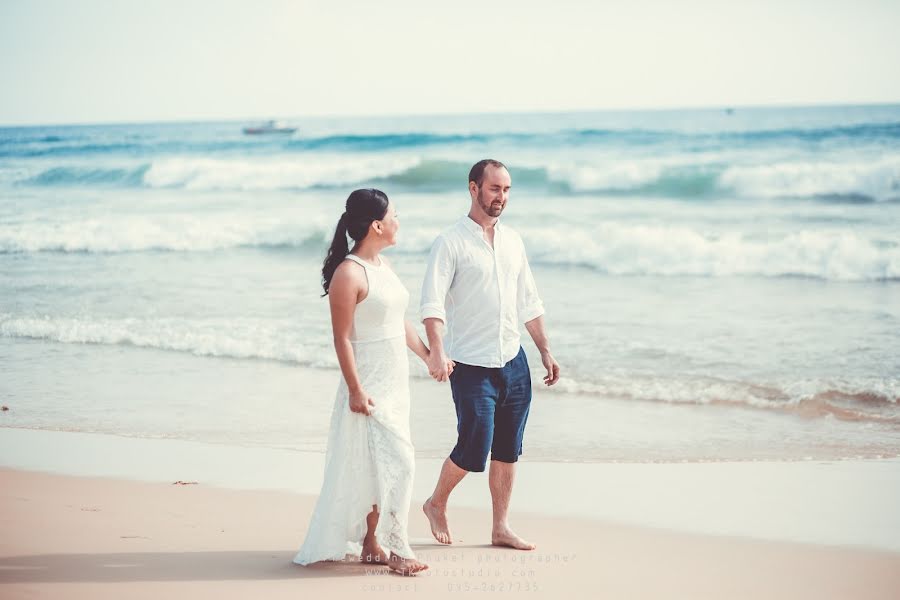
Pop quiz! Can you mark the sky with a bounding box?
[1,0,899,125]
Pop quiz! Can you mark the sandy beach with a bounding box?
[2,461,899,599]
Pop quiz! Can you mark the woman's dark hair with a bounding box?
[321,188,390,295]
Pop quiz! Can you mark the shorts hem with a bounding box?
[449,454,486,473]
[489,455,520,464]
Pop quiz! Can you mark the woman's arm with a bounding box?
[329,262,375,415]
[381,254,432,364]
[405,319,430,362]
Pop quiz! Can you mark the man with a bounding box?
[420,159,561,550]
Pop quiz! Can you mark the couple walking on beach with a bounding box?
[293,159,561,575]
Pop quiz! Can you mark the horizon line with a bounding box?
[2,99,899,129]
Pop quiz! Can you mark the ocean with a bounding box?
[2,105,899,463]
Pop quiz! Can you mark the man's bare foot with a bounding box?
[388,552,428,576]
[423,497,452,544]
[492,526,536,551]
[360,539,387,563]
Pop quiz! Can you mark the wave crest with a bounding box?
[2,217,898,281]
[549,373,900,424]
[14,154,900,202]
[519,224,900,281]
[0,216,329,254]
[0,314,336,368]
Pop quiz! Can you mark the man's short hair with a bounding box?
[468,159,507,186]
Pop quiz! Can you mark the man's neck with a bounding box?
[467,210,498,230]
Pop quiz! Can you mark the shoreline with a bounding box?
[3,336,898,465]
[2,426,900,553]
[2,466,899,599]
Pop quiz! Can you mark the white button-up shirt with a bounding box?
[420,215,545,368]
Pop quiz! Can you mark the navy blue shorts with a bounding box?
[448,346,532,472]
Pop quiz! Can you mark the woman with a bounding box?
[293,188,439,575]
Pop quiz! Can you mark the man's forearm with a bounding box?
[524,315,551,354]
[424,318,446,355]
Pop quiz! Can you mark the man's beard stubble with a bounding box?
[477,188,504,217]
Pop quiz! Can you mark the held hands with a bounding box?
[425,348,456,383]
[541,351,561,386]
[348,387,376,415]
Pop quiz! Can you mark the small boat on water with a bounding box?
[242,120,297,135]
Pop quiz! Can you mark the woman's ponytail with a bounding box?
[321,212,351,296]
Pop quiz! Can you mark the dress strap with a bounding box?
[344,254,367,269]
[344,254,384,269]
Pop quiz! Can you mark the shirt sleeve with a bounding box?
[517,238,545,323]
[420,235,455,323]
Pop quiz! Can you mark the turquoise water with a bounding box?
[1,105,899,460]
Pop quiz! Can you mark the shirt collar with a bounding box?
[459,215,501,236]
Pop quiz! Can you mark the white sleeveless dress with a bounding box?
[293,253,417,564]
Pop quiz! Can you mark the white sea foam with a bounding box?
[719,156,900,200]
[2,215,898,281]
[0,314,337,368]
[0,214,330,254]
[537,155,900,200]
[549,372,899,408]
[3,312,896,424]
[545,160,666,192]
[142,155,422,191]
[518,223,900,281]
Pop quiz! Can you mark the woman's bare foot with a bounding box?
[360,539,387,563]
[387,552,428,576]
[492,526,536,551]
[423,497,452,544]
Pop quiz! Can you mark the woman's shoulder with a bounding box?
[331,258,367,286]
